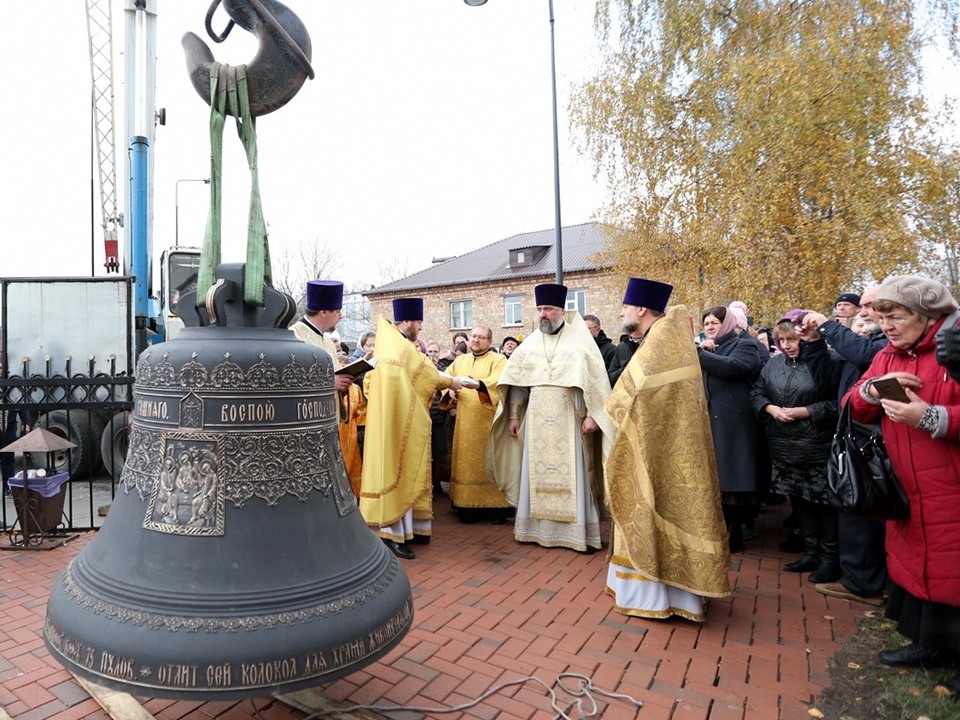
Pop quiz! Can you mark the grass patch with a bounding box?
[817,609,960,719]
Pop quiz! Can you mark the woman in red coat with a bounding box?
[845,275,960,670]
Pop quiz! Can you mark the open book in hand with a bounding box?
[334,357,377,377]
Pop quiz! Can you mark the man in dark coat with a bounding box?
[801,285,888,605]
[608,333,641,386]
[584,315,617,372]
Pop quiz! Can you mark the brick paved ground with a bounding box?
[0,499,866,719]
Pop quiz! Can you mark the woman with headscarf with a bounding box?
[845,276,960,671]
[698,305,765,552]
[351,330,376,360]
[751,313,842,583]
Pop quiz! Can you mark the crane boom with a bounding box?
[85,0,121,273]
[82,0,197,345]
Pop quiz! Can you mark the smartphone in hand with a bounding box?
[873,377,910,403]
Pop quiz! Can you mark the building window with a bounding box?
[566,289,586,315]
[509,245,550,269]
[450,300,473,330]
[504,295,522,326]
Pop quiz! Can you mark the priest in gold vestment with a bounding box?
[290,280,352,396]
[604,278,730,621]
[488,283,615,552]
[443,325,510,522]
[360,298,462,560]
[290,280,361,488]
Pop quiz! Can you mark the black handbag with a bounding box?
[825,402,909,520]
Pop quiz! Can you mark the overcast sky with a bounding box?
[2,2,956,294]
[2,0,607,291]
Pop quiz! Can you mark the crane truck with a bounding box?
[0,0,199,483]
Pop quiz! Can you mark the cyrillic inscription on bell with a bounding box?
[43,270,413,700]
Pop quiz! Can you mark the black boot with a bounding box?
[878,642,953,668]
[784,504,819,572]
[783,496,800,529]
[934,672,960,701]
[779,495,804,551]
[783,552,819,572]
[809,509,842,583]
[724,506,744,553]
[778,528,804,552]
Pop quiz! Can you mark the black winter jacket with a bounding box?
[698,331,765,493]
[816,320,887,401]
[607,334,640,386]
[594,330,618,371]
[750,338,842,465]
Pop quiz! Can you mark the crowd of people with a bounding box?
[293,273,960,696]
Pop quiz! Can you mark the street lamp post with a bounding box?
[174,178,209,248]
[465,0,564,283]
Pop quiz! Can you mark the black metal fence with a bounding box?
[1,364,133,531]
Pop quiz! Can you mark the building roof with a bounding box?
[368,222,616,295]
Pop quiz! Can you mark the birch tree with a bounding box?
[574,0,958,320]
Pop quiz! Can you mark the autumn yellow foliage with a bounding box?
[574,0,959,322]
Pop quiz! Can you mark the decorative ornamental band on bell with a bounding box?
[44,265,413,699]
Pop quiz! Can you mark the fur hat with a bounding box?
[876,276,958,318]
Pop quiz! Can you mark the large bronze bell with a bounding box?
[44,266,412,699]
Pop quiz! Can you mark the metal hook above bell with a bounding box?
[182,0,315,117]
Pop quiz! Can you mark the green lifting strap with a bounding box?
[196,63,272,307]
[196,64,225,304]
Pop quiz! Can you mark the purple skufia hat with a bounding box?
[622,277,673,312]
[392,297,424,322]
[306,280,343,311]
[534,283,568,308]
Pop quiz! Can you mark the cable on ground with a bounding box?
[253,671,643,720]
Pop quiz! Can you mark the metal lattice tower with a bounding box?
[86,0,121,273]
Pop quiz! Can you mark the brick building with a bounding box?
[365,223,625,348]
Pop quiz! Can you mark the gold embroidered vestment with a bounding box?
[359,317,451,528]
[445,350,509,509]
[488,312,614,509]
[604,306,731,598]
